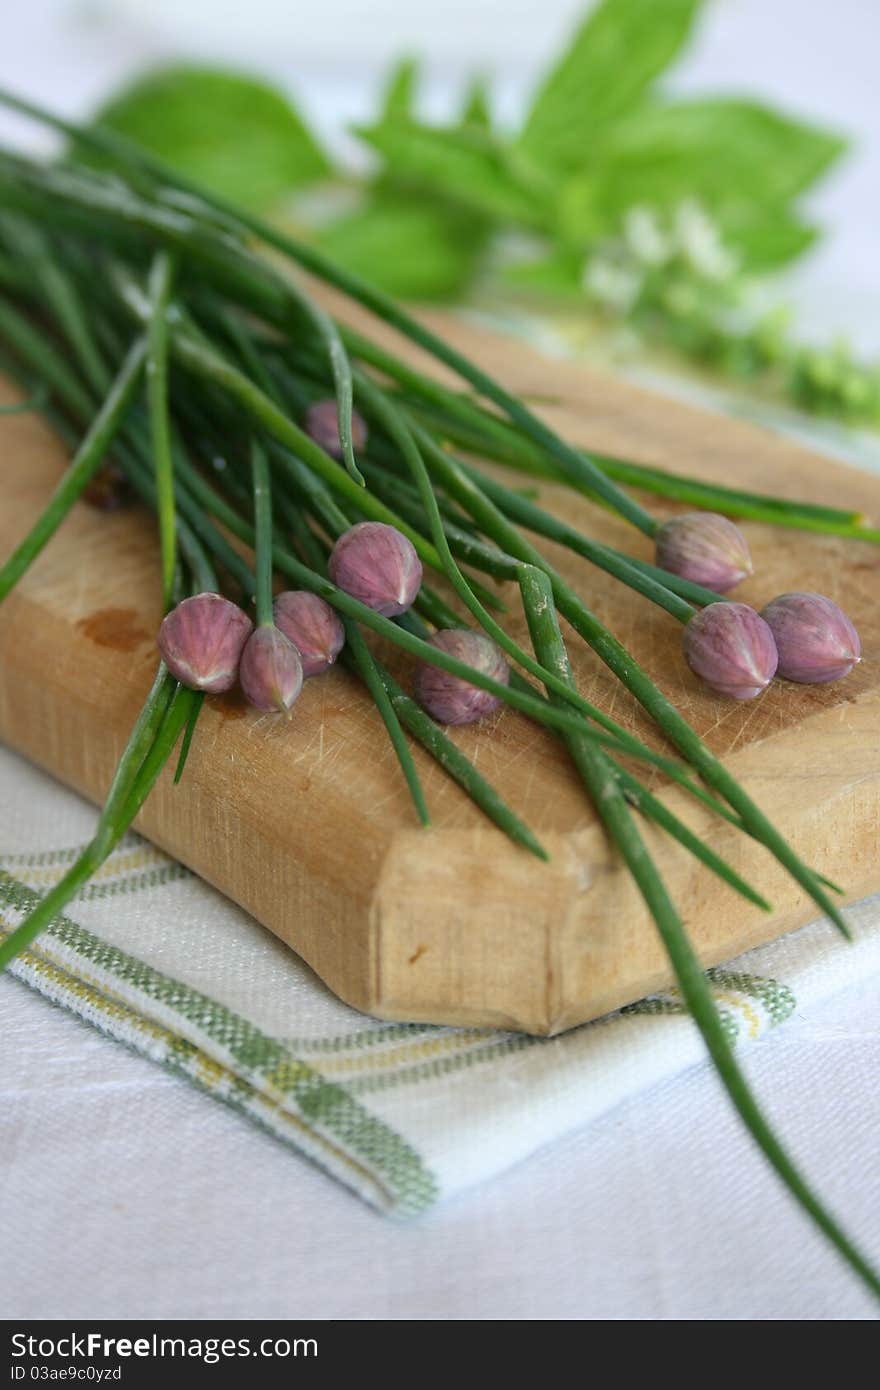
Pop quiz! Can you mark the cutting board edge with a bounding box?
[342,687,880,1033]
[3,645,879,1037]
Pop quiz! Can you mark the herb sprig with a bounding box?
[70,0,880,428]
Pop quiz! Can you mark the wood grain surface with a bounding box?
[1,310,879,1034]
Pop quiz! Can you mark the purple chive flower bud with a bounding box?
[760,592,861,684]
[157,592,253,693]
[414,629,509,726]
[329,522,422,617]
[655,512,753,593]
[305,398,368,460]
[239,626,304,714]
[683,602,778,701]
[273,590,346,677]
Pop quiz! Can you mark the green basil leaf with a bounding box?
[88,67,330,212]
[520,0,704,170]
[502,249,585,298]
[591,99,847,213]
[379,58,420,123]
[724,206,819,270]
[318,196,488,300]
[460,76,493,130]
[354,118,551,227]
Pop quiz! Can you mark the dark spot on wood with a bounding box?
[216,690,249,721]
[77,607,150,653]
[408,944,428,966]
[82,465,133,512]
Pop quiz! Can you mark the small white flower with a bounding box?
[674,199,739,281]
[582,254,643,312]
[623,206,671,267]
[714,305,753,337]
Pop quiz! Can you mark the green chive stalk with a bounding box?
[416,433,848,937]
[250,440,275,628]
[0,213,109,397]
[0,97,657,537]
[0,383,48,416]
[0,334,147,601]
[0,668,195,971]
[519,563,878,1300]
[339,333,879,542]
[146,250,177,609]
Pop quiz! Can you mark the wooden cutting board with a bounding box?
[1,311,879,1035]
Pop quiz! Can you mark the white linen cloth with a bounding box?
[2,745,878,1312]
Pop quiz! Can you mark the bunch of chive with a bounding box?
[0,91,876,1300]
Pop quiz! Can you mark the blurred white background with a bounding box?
[0,0,878,351]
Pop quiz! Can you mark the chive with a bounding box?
[520,563,878,1301]
[0,334,147,602]
[0,665,179,970]
[379,367,870,531]
[0,382,48,415]
[593,453,865,525]
[363,465,520,582]
[349,345,876,540]
[341,620,431,828]
[0,213,109,396]
[152,454,610,741]
[171,413,756,798]
[146,250,177,610]
[282,485,433,830]
[281,494,542,855]
[354,369,681,725]
[379,667,547,859]
[121,453,219,597]
[0,97,656,537]
[114,274,485,594]
[601,548,729,608]
[173,692,204,785]
[420,437,848,938]
[454,460,702,618]
[611,766,770,911]
[0,296,95,421]
[251,440,275,627]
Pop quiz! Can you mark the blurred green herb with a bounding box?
[88,67,330,211]
[88,0,880,426]
[519,0,704,168]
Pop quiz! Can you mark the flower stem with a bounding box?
[341,619,431,828]
[380,666,548,859]
[147,250,177,610]
[0,334,147,603]
[520,563,878,1301]
[0,97,656,537]
[250,439,275,627]
[0,665,182,970]
[421,436,849,937]
[0,382,48,415]
[449,455,696,622]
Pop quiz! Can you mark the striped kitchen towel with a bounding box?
[2,743,879,1216]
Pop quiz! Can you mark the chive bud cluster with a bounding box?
[157,523,433,714]
[662,514,862,700]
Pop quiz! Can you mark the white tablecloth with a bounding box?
[3,954,878,1319]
